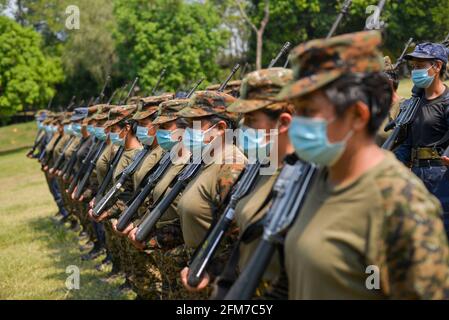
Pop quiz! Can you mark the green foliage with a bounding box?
[114,0,230,92]
[0,16,63,123]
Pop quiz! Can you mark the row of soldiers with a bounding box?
[27,30,449,299]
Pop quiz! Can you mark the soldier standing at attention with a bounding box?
[394,42,449,237]
[276,30,449,299]
[181,68,294,298]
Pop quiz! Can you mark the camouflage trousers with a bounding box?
[104,219,124,272]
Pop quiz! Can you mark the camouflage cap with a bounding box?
[104,105,137,128]
[227,68,293,113]
[276,30,384,101]
[82,105,101,124]
[35,109,49,121]
[133,94,174,120]
[152,99,190,125]
[206,80,241,96]
[61,112,73,125]
[178,90,238,121]
[91,104,114,121]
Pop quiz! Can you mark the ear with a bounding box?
[278,113,292,135]
[216,120,228,133]
[434,60,443,74]
[351,101,370,132]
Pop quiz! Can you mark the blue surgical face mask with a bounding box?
[110,130,125,146]
[64,124,73,135]
[411,65,435,88]
[156,129,178,151]
[182,125,216,151]
[136,126,155,145]
[87,125,95,135]
[289,116,352,166]
[238,125,275,160]
[37,121,43,130]
[72,123,82,137]
[50,125,58,134]
[94,127,107,141]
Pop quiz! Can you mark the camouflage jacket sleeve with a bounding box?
[374,169,449,299]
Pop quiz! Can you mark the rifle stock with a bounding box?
[186,162,261,288]
[224,157,317,300]
[116,152,172,232]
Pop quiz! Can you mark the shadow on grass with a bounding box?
[28,215,128,300]
[0,146,31,157]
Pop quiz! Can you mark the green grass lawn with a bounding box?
[0,129,128,299]
[0,121,37,154]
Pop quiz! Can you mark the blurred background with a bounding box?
[1,0,449,126]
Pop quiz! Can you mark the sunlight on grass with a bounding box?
[0,145,128,300]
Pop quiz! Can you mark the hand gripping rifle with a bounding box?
[74,140,108,199]
[92,144,152,217]
[326,0,352,39]
[116,151,172,231]
[268,42,291,68]
[186,162,261,287]
[115,80,203,231]
[224,156,317,300]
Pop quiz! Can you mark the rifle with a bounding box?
[134,63,243,241]
[442,32,449,46]
[326,0,352,39]
[116,151,172,231]
[224,156,317,300]
[61,138,86,181]
[74,140,108,199]
[92,145,152,217]
[135,152,204,242]
[151,68,166,95]
[107,88,120,105]
[115,79,203,231]
[186,78,204,98]
[187,162,261,287]
[94,75,111,105]
[94,146,125,203]
[27,131,46,158]
[121,77,139,104]
[268,42,291,68]
[392,37,414,70]
[40,134,63,167]
[49,136,75,171]
[240,62,249,79]
[218,64,240,92]
[67,139,101,195]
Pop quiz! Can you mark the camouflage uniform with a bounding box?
[219,68,294,298]
[128,98,191,299]
[174,91,247,298]
[276,30,449,299]
[101,105,140,275]
[206,80,242,98]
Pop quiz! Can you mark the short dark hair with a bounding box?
[205,115,237,129]
[324,73,393,136]
[175,117,189,129]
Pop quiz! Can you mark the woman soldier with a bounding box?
[278,31,449,299]
[180,68,294,298]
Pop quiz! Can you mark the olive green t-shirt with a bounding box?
[285,151,449,300]
[96,143,117,185]
[64,136,81,159]
[50,134,70,167]
[113,147,143,183]
[178,144,246,248]
[234,168,280,282]
[133,145,165,190]
[150,150,191,222]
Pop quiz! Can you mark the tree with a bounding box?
[0,16,63,123]
[113,0,230,92]
[235,0,269,70]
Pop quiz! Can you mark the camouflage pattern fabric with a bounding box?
[277,30,384,101]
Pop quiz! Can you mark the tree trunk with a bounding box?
[256,31,263,70]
